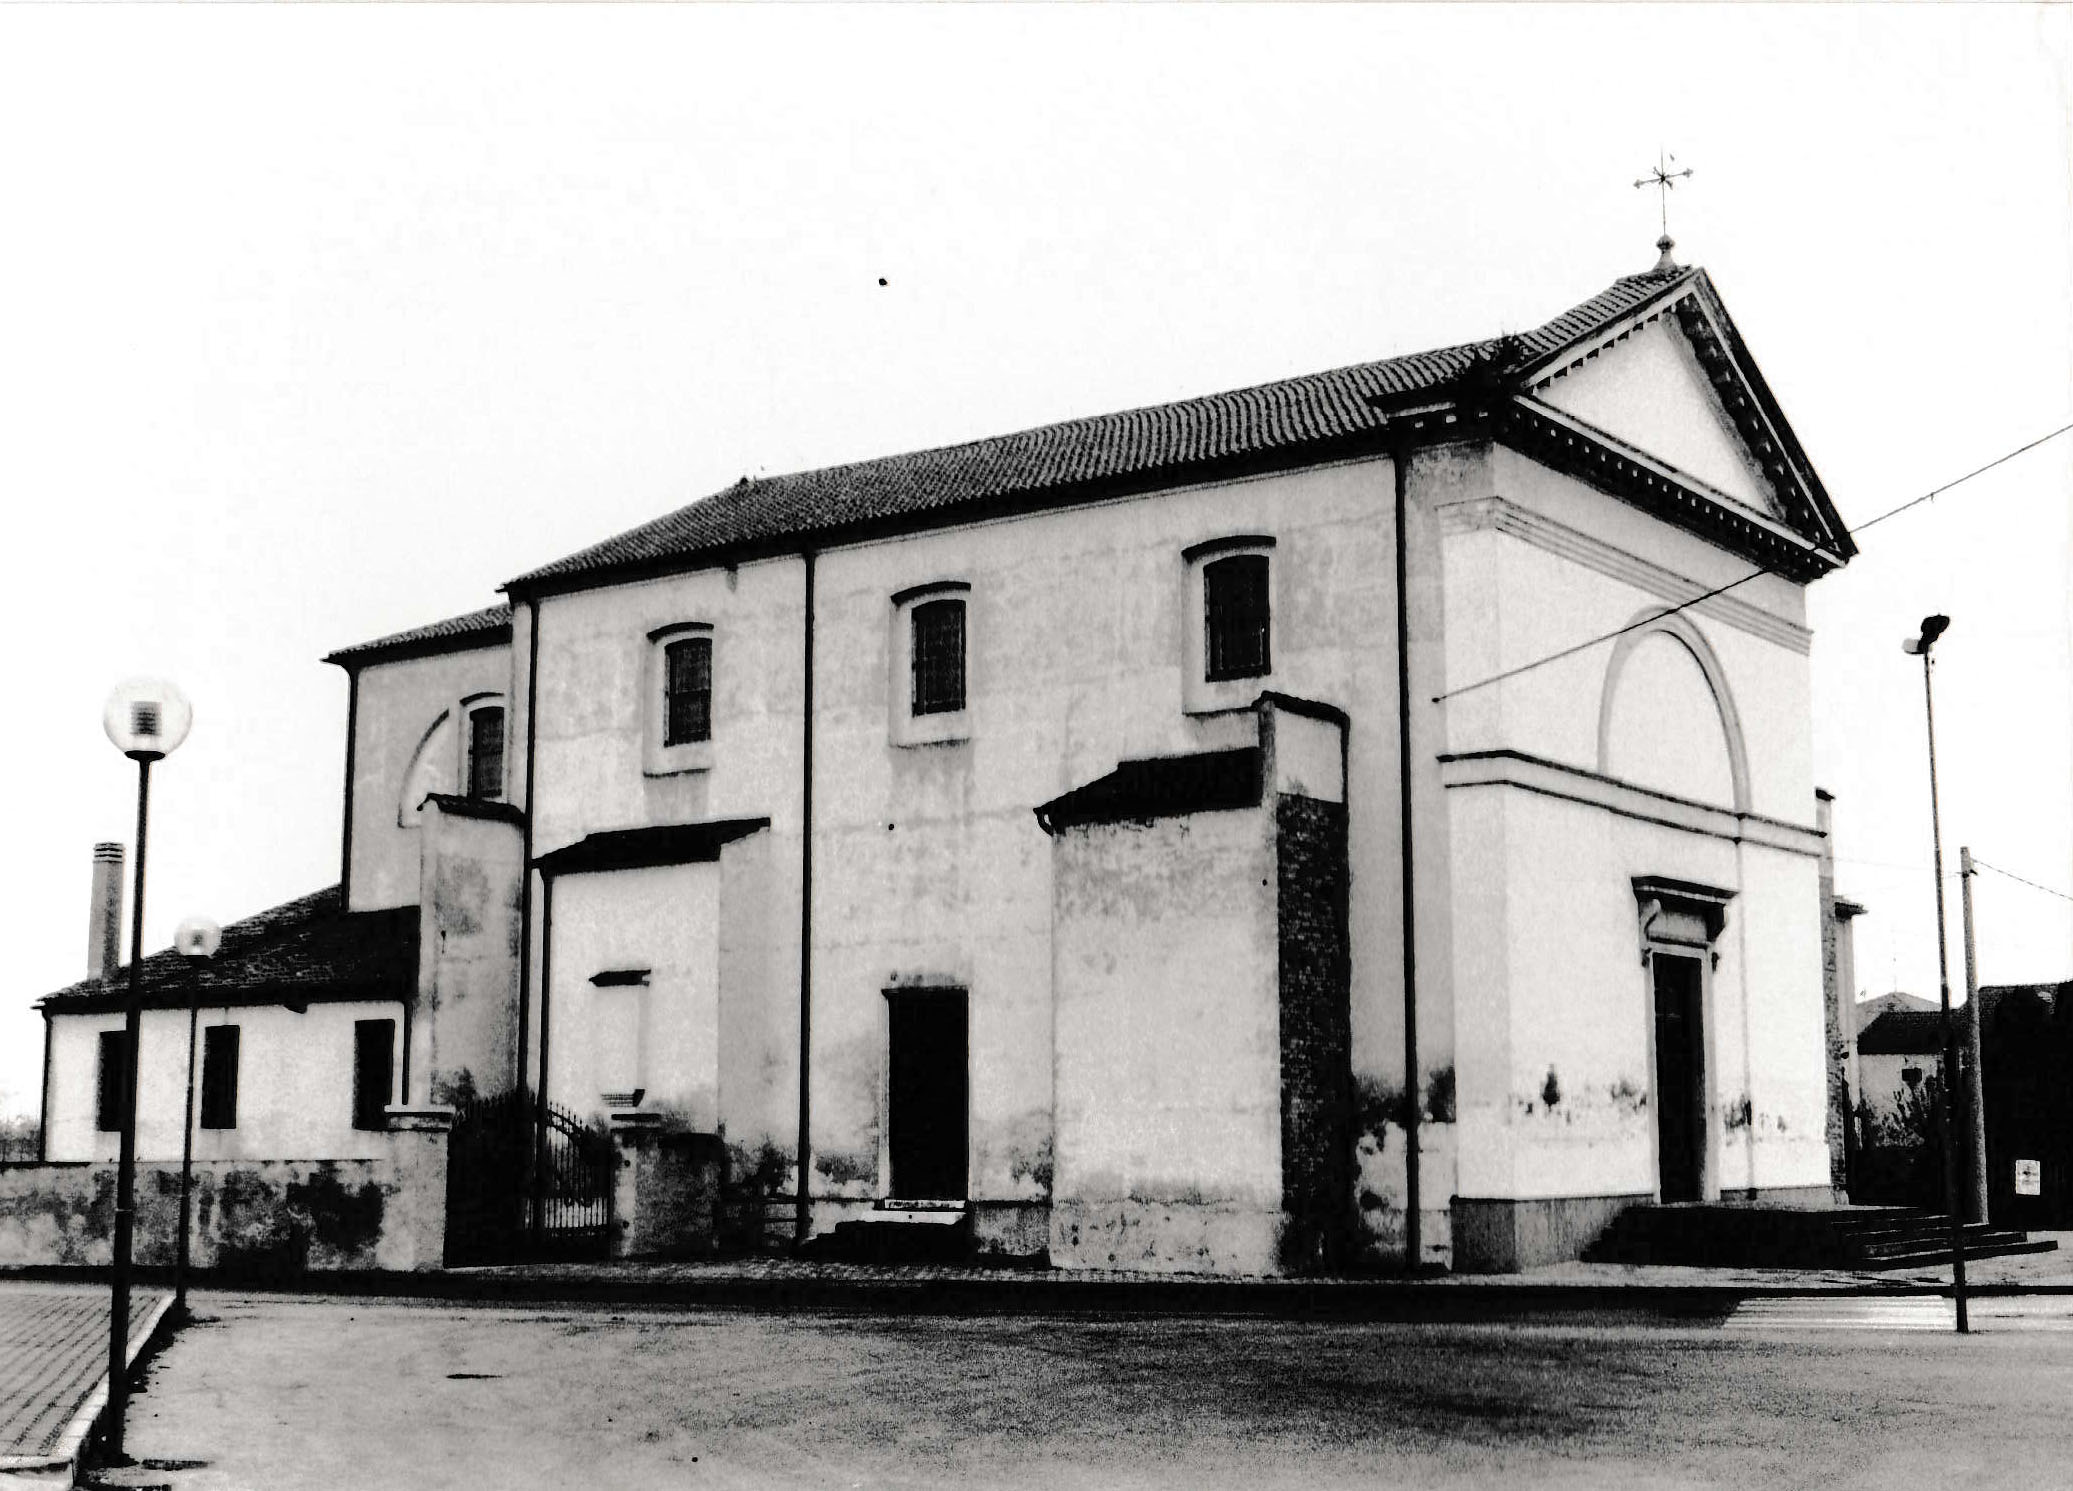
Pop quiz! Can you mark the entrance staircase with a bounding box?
[799,1201,972,1264]
[1586,1202,2058,1271]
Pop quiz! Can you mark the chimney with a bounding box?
[88,842,124,983]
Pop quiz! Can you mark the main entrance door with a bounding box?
[1652,953,1705,1203]
[887,989,968,1200]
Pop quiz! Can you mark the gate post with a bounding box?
[609,1112,723,1259]
[385,1104,457,1270]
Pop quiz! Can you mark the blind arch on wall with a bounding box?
[1594,608,1751,814]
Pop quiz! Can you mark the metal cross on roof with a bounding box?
[1634,150,1693,271]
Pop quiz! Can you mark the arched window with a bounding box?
[645,623,716,775]
[1203,553,1271,681]
[663,635,712,745]
[465,702,505,801]
[889,582,973,746]
[1182,535,1276,714]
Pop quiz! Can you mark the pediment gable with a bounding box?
[1511,270,1852,565]
[1528,314,1780,519]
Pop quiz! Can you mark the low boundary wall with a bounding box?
[0,1108,451,1274]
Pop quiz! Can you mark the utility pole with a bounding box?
[1960,847,1990,1224]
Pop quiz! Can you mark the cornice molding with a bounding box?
[1495,399,1843,584]
[1437,748,1825,858]
[1517,274,1852,562]
[1436,495,1812,653]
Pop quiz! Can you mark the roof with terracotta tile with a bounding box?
[38,886,418,1014]
[508,267,1754,592]
[325,604,513,669]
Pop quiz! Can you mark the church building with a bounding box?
[36,250,1857,1273]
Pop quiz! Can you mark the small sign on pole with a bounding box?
[2015,1159,2042,1197]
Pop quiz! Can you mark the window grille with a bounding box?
[200,1025,241,1130]
[352,1019,395,1132]
[96,1030,130,1133]
[467,707,505,801]
[664,636,712,746]
[911,598,966,716]
[1204,553,1271,681]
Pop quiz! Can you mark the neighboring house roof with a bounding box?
[505,264,1853,597]
[38,887,418,1015]
[1034,748,1264,834]
[1980,981,2073,1001]
[1858,1010,1947,1057]
[324,604,513,670]
[1856,991,1940,1031]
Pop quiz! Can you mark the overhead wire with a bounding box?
[1970,857,2073,905]
[1430,419,2073,705]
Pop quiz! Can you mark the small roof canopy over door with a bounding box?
[1633,876,1734,955]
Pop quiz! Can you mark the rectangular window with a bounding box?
[910,598,966,716]
[200,1025,240,1130]
[352,1019,396,1131]
[467,707,505,801]
[96,1029,130,1133]
[664,636,712,746]
[1204,553,1271,681]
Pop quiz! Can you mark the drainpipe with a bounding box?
[795,550,817,1246]
[516,600,542,1100]
[37,1010,51,1163]
[1394,445,1422,1272]
[533,871,555,1248]
[340,671,360,906]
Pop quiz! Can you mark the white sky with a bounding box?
[2,5,2068,1120]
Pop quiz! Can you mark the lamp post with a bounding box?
[172,915,221,1317]
[1901,616,1968,1334]
[101,679,192,1459]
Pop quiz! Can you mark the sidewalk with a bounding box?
[240,1229,2070,1317]
[4,1233,2067,1326]
[0,1284,172,1488]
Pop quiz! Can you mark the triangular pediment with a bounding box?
[1507,270,1854,567]
[1529,311,1780,519]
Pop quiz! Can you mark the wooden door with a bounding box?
[1653,954,1705,1203]
[887,991,968,1201]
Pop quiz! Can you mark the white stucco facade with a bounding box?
[42,1000,405,1164]
[32,262,1856,1273]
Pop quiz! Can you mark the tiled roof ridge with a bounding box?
[508,268,1700,590]
[325,603,514,666]
[38,884,348,1005]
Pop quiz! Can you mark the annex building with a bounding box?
[32,252,1860,1274]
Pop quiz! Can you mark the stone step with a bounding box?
[1585,1202,2057,1271]
[1855,1238,2062,1271]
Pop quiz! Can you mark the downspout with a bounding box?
[340,669,359,906]
[532,871,555,1247]
[795,550,817,1246]
[37,1010,51,1162]
[1394,445,1422,1271]
[515,599,542,1099]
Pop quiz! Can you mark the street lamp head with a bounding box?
[173,916,221,961]
[103,679,192,761]
[1902,614,1952,656]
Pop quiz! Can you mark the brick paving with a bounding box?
[0,1283,167,1464]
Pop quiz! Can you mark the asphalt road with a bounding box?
[96,1291,2073,1491]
